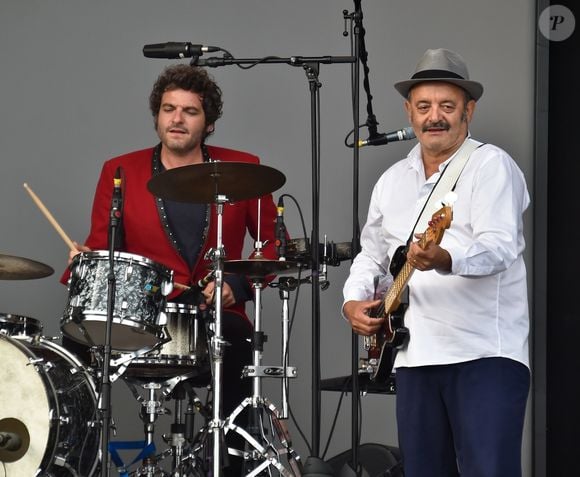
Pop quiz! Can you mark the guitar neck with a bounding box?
[383,261,414,315]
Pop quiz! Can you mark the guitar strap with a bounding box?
[389,137,483,276]
[412,137,483,235]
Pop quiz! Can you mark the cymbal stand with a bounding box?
[223,276,301,475]
[205,193,228,477]
[276,276,301,419]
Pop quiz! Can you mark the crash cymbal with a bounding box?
[147,161,286,203]
[223,259,300,278]
[0,254,54,280]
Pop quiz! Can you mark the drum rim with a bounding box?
[163,302,199,313]
[72,250,173,277]
[0,313,42,323]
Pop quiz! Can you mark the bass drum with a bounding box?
[0,334,99,476]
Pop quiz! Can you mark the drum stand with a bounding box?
[124,378,211,477]
[223,276,301,476]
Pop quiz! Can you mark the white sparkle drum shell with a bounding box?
[61,251,173,351]
[0,313,43,338]
[123,303,210,380]
[0,334,99,476]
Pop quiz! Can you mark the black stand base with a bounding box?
[325,443,403,477]
[302,456,335,476]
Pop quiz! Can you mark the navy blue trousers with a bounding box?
[396,357,529,477]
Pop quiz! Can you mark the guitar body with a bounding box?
[362,205,453,384]
[368,305,409,382]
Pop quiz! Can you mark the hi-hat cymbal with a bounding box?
[223,259,300,278]
[0,254,54,280]
[147,161,286,203]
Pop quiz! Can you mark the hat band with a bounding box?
[411,69,465,80]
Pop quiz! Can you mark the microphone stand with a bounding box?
[100,180,122,477]
[192,51,355,475]
[347,6,362,476]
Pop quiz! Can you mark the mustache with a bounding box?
[422,120,450,132]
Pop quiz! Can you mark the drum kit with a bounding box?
[0,161,352,477]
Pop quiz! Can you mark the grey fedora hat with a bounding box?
[394,48,483,101]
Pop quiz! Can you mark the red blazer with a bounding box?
[62,145,280,321]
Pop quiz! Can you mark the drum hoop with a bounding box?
[74,250,172,278]
[164,302,199,314]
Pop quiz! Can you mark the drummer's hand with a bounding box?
[202,281,236,308]
[68,242,92,265]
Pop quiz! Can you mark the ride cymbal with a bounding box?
[147,161,286,203]
[0,254,54,280]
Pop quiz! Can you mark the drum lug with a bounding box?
[126,262,134,279]
[53,455,67,467]
[58,415,71,425]
[27,357,48,370]
[158,311,168,326]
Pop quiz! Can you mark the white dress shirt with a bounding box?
[343,138,530,368]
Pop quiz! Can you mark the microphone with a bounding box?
[110,167,123,226]
[274,197,287,260]
[0,432,22,452]
[109,166,123,250]
[143,42,220,59]
[358,126,416,147]
[0,418,29,462]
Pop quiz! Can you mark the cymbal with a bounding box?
[147,161,286,203]
[223,259,300,278]
[0,254,54,280]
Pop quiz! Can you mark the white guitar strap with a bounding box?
[412,137,483,235]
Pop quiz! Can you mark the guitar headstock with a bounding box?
[424,205,453,246]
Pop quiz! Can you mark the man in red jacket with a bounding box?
[64,64,280,476]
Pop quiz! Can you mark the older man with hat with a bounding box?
[343,48,530,477]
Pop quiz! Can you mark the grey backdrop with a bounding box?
[0,0,536,475]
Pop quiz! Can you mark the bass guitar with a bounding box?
[362,205,453,382]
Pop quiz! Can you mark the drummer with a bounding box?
[62,64,281,476]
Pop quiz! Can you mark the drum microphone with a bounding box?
[274,197,287,260]
[0,418,30,463]
[0,432,22,452]
[143,42,220,59]
[109,166,124,250]
[358,126,416,147]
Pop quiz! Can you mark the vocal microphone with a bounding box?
[274,197,287,261]
[358,126,416,147]
[143,42,220,59]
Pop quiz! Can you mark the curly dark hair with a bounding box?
[149,64,223,139]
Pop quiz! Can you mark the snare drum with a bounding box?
[0,334,99,476]
[61,251,173,351]
[0,313,43,338]
[124,303,210,380]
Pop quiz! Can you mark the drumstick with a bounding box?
[23,183,78,252]
[173,282,191,291]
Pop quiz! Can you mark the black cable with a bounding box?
[276,193,312,455]
[321,389,347,459]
